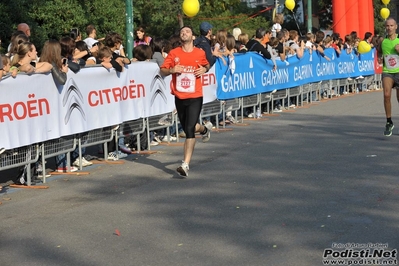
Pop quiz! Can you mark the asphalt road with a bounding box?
[1,90,399,266]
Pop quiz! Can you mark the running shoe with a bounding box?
[202,122,213,142]
[176,161,189,177]
[384,123,394,137]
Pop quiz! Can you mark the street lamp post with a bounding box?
[307,0,312,32]
[125,0,134,59]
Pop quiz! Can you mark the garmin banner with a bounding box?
[215,48,376,100]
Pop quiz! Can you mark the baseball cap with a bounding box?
[200,22,213,33]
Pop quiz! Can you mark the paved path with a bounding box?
[1,91,399,266]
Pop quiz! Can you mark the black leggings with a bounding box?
[175,97,203,139]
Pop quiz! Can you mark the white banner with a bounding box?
[0,62,217,149]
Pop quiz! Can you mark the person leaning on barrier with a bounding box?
[60,36,84,72]
[104,32,131,72]
[10,41,52,76]
[150,37,167,67]
[245,28,272,61]
[286,30,305,59]
[39,39,69,85]
[74,40,97,65]
[194,22,216,67]
[98,46,117,70]
[2,54,11,74]
[8,33,29,58]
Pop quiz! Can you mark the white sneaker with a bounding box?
[162,136,177,142]
[117,150,128,158]
[247,113,254,118]
[150,140,159,146]
[107,152,119,161]
[226,115,236,124]
[56,166,78,173]
[289,104,296,108]
[202,121,213,142]
[73,157,93,167]
[37,172,51,178]
[273,108,282,113]
[153,135,162,143]
[176,161,189,177]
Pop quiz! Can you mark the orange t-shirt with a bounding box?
[161,47,209,100]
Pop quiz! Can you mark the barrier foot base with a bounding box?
[262,113,280,117]
[10,184,49,189]
[50,171,91,175]
[133,150,158,155]
[234,122,251,126]
[90,159,126,164]
[159,142,185,146]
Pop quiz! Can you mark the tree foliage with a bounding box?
[0,0,271,53]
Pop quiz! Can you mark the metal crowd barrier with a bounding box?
[271,89,288,113]
[374,74,382,89]
[240,94,259,121]
[260,91,274,114]
[339,78,348,92]
[0,75,380,185]
[200,100,223,127]
[120,118,146,151]
[147,113,174,149]
[288,86,301,106]
[40,136,77,183]
[347,78,357,93]
[79,127,115,168]
[300,84,312,105]
[220,98,241,128]
[362,75,375,91]
[311,81,322,102]
[0,144,40,186]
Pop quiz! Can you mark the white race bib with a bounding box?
[176,73,196,93]
[384,54,399,70]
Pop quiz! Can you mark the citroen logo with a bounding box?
[150,74,167,106]
[63,78,86,124]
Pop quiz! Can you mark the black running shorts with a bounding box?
[175,97,203,139]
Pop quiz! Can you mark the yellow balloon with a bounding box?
[380,7,390,19]
[382,0,390,5]
[285,0,295,11]
[182,0,200,17]
[357,41,371,54]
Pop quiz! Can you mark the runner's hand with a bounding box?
[194,63,206,77]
